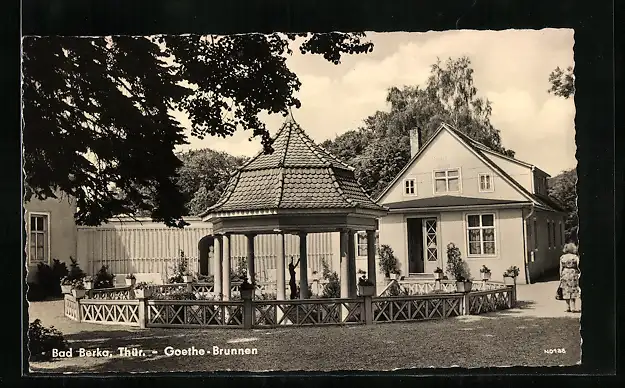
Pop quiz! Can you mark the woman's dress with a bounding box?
[560,253,580,299]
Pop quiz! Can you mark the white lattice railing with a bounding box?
[64,294,80,321]
[80,299,141,326]
[87,286,133,300]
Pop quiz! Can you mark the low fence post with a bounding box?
[462,292,470,315]
[363,296,373,325]
[75,294,84,321]
[242,292,253,329]
[138,296,147,329]
[510,284,517,308]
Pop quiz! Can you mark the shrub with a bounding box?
[233,257,248,279]
[32,259,69,299]
[26,283,46,301]
[445,243,472,281]
[67,257,85,281]
[168,250,190,283]
[28,319,68,361]
[93,265,115,289]
[480,265,491,274]
[320,257,340,298]
[386,282,408,297]
[378,245,400,277]
[196,274,214,283]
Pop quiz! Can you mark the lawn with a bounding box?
[28,300,581,373]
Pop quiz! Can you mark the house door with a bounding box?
[407,218,424,274]
[422,218,440,273]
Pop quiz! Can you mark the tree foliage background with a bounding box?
[322,56,515,199]
[22,33,373,227]
[547,168,578,243]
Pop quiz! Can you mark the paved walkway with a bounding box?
[512,280,582,318]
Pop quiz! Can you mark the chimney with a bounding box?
[409,128,420,157]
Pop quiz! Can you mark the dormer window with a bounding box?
[478,173,494,192]
[434,168,460,194]
[404,179,416,196]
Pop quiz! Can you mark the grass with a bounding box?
[28,300,581,373]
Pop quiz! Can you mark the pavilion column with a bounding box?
[221,234,231,301]
[213,235,222,298]
[347,230,357,298]
[340,230,349,299]
[299,232,309,299]
[366,230,377,289]
[276,232,286,300]
[246,233,256,284]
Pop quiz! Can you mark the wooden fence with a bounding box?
[77,222,336,282]
[64,281,515,329]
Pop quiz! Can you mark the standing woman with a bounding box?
[559,243,581,313]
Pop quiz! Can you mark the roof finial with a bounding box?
[286,106,296,125]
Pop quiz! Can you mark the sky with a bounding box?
[174,29,576,176]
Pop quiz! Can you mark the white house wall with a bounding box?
[378,208,528,284]
[379,129,529,205]
[478,152,534,193]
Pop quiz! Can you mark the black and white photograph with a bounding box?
[23,28,581,373]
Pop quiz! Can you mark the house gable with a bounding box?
[377,124,534,207]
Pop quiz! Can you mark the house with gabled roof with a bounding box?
[376,123,567,284]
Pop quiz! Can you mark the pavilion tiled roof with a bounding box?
[200,116,387,216]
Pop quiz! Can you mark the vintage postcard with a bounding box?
[23,29,580,373]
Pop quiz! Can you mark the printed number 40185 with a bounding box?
[544,348,566,354]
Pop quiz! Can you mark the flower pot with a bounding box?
[480,272,492,281]
[433,272,443,280]
[503,276,516,286]
[61,285,72,294]
[240,288,254,300]
[134,288,152,299]
[182,275,193,283]
[84,281,93,290]
[456,280,473,293]
[358,285,376,297]
[390,273,398,280]
[125,278,136,286]
[71,289,86,298]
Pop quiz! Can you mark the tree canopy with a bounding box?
[175,149,248,216]
[547,168,578,243]
[323,56,515,198]
[22,33,374,226]
[547,66,575,99]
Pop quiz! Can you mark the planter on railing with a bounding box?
[456,280,473,293]
[358,284,376,297]
[503,275,516,286]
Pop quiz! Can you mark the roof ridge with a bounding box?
[278,122,293,167]
[238,120,290,172]
[275,167,285,208]
[294,125,354,171]
[327,167,356,207]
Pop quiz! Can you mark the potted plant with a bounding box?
[357,276,376,296]
[239,279,255,299]
[433,267,444,280]
[133,282,153,299]
[389,269,401,280]
[71,280,86,298]
[125,273,136,286]
[503,266,520,285]
[480,265,492,280]
[84,276,95,290]
[60,277,73,294]
[182,272,194,283]
[445,243,473,292]
[378,245,400,280]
